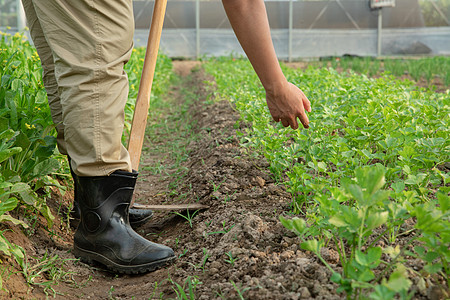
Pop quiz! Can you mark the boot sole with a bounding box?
[73,245,176,274]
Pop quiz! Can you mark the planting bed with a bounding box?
[1,61,448,299]
[1,31,449,299]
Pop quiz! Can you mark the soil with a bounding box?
[0,61,447,300]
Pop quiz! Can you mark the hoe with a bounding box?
[127,0,207,212]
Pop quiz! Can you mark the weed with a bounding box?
[8,244,77,297]
[230,280,250,300]
[210,177,227,193]
[223,191,237,204]
[178,248,189,258]
[205,221,235,238]
[173,209,200,228]
[224,251,239,266]
[108,286,116,300]
[187,248,209,272]
[170,276,201,300]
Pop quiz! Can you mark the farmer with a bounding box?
[21,0,311,274]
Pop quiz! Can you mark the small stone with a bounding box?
[281,250,295,259]
[298,287,311,299]
[255,176,265,187]
[296,258,310,266]
[209,267,219,275]
[210,261,222,269]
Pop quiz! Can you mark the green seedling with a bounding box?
[223,191,237,204]
[173,209,200,228]
[230,280,251,300]
[170,276,200,300]
[224,251,239,266]
[205,221,235,237]
[187,248,209,272]
[108,286,116,300]
[178,248,189,258]
[209,177,227,193]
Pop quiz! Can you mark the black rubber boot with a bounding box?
[68,157,153,227]
[72,170,175,274]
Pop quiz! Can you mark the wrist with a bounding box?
[264,77,288,96]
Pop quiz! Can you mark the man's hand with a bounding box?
[266,81,311,129]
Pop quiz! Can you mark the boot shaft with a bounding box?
[76,170,138,233]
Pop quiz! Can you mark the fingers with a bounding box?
[267,82,311,130]
[282,116,299,130]
[280,118,290,128]
[299,89,312,113]
[297,110,309,129]
[277,113,307,130]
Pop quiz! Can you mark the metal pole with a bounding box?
[288,0,293,62]
[377,8,382,57]
[196,0,200,59]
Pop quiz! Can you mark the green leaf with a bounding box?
[38,203,54,228]
[5,96,17,129]
[9,244,25,268]
[10,182,36,206]
[0,197,18,215]
[13,132,30,149]
[424,263,442,274]
[369,190,390,204]
[364,167,386,196]
[0,117,10,134]
[291,217,307,235]
[391,181,405,194]
[330,272,342,283]
[366,211,388,230]
[329,215,348,227]
[437,191,449,213]
[367,247,382,266]
[357,268,375,282]
[0,182,12,190]
[344,182,365,204]
[0,214,28,228]
[424,251,439,263]
[279,215,293,231]
[0,147,22,164]
[384,266,412,293]
[355,250,368,266]
[34,136,57,160]
[0,129,15,141]
[31,158,59,178]
[300,239,321,254]
[11,78,24,91]
[356,247,382,268]
[414,246,426,257]
[317,161,327,172]
[370,284,396,300]
[0,236,11,257]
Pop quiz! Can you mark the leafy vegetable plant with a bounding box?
[204,56,449,298]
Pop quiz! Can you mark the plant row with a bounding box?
[0,31,173,295]
[204,56,449,299]
[312,56,450,87]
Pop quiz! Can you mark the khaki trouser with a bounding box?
[21,0,134,176]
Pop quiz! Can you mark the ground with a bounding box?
[0,61,447,300]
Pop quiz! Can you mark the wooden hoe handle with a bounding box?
[128,0,168,171]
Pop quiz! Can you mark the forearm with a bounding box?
[222,0,286,92]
